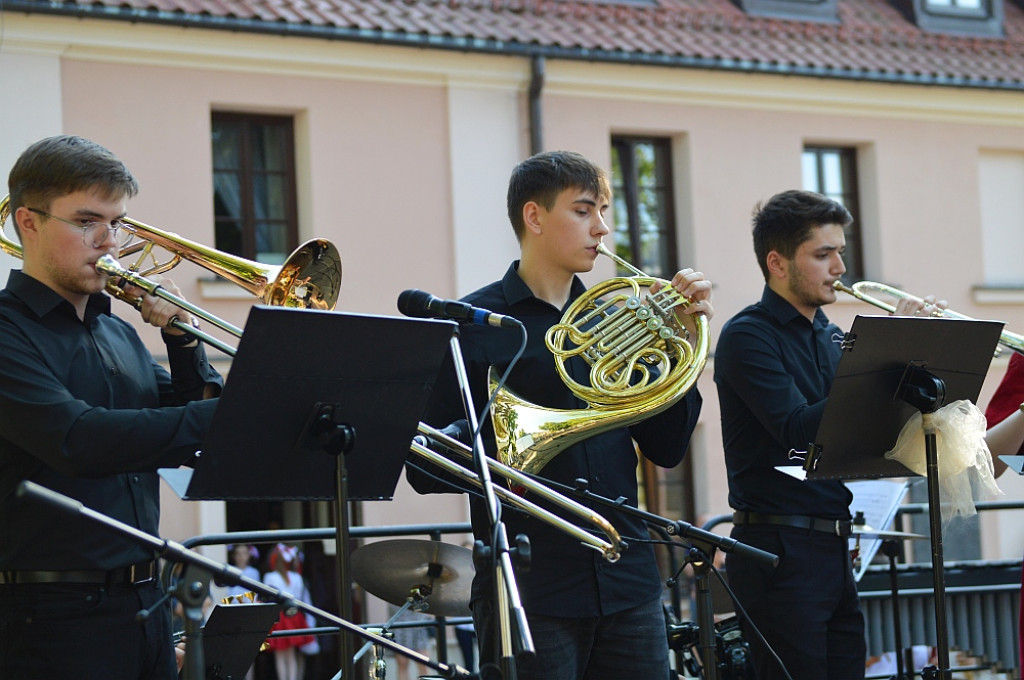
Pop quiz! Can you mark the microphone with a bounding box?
[398,289,522,329]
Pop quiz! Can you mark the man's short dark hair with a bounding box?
[506,150,611,242]
[752,189,852,281]
[8,135,138,236]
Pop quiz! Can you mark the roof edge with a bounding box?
[7,0,1024,91]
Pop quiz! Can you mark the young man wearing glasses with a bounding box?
[0,135,222,679]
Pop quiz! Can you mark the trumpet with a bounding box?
[834,280,1024,354]
[0,195,342,354]
[491,241,710,477]
[410,422,624,562]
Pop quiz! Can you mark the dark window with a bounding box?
[737,0,840,22]
[211,113,298,264]
[610,137,678,279]
[802,146,864,284]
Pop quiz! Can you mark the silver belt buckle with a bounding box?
[834,520,843,536]
[129,562,155,585]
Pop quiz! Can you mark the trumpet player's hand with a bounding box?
[650,268,714,321]
[125,276,193,336]
[892,294,947,318]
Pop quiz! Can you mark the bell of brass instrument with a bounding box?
[0,195,342,352]
[834,280,1024,354]
[492,242,710,477]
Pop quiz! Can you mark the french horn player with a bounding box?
[406,150,712,680]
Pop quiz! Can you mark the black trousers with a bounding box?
[725,525,866,680]
[0,579,176,679]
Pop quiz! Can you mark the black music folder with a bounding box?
[783,314,1003,481]
[161,306,456,501]
[198,601,281,680]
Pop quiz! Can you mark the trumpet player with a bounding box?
[714,189,942,680]
[410,150,713,680]
[0,135,222,679]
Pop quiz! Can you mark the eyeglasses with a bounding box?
[27,208,134,248]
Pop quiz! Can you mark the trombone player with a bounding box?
[0,135,222,679]
[409,150,713,680]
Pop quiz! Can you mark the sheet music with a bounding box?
[846,479,910,581]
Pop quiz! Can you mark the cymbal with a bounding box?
[351,539,473,617]
[851,524,925,540]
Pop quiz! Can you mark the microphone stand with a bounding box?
[16,480,473,680]
[446,330,533,680]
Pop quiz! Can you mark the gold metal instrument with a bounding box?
[833,280,1024,354]
[0,195,342,354]
[491,241,710,477]
[410,422,624,562]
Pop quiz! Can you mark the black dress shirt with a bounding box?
[415,262,701,618]
[0,270,222,571]
[714,286,851,519]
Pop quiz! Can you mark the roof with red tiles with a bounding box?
[9,0,1024,88]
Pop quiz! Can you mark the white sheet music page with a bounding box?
[846,479,910,581]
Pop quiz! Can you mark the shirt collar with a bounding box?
[760,285,830,329]
[501,261,587,311]
[6,269,112,322]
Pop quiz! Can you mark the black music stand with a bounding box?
[163,306,456,680]
[198,601,281,680]
[797,315,1003,680]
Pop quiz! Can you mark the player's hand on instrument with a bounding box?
[892,294,947,318]
[651,268,714,321]
[126,276,192,334]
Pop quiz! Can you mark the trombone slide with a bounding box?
[410,423,623,562]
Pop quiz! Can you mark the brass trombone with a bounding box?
[492,241,710,477]
[834,280,1024,354]
[0,195,342,354]
[410,422,623,562]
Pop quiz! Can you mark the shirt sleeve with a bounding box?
[629,388,701,468]
[0,321,218,478]
[715,320,826,450]
[985,352,1024,456]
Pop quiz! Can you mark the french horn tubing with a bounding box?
[410,422,623,562]
[834,280,1024,354]
[491,241,710,478]
[0,195,342,354]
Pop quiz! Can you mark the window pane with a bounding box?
[821,152,843,197]
[254,174,288,220]
[211,121,241,169]
[255,221,290,264]
[801,151,820,192]
[254,125,287,171]
[215,219,243,258]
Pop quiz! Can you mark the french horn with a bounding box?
[492,242,710,477]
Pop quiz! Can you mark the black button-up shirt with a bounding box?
[416,262,701,617]
[0,270,222,571]
[714,286,851,519]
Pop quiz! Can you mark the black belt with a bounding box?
[733,511,852,537]
[0,560,158,586]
